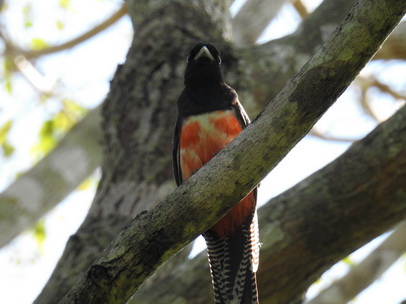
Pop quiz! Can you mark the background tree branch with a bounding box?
[231,0,288,45]
[2,4,128,59]
[230,0,358,114]
[306,220,406,304]
[0,107,102,248]
[57,0,406,302]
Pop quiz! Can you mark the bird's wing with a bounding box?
[172,115,183,186]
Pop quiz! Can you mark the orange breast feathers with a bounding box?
[179,110,255,237]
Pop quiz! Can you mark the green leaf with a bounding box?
[40,120,55,138]
[3,58,14,93]
[56,20,64,30]
[3,57,14,75]
[63,99,86,116]
[54,100,87,131]
[78,177,93,190]
[33,220,46,246]
[342,256,354,266]
[0,120,12,143]
[59,0,72,9]
[0,120,14,157]
[30,38,49,50]
[5,78,12,94]
[31,120,57,155]
[24,21,33,28]
[23,4,33,28]
[2,142,15,157]
[31,100,86,157]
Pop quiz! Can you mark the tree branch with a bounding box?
[58,1,406,302]
[292,0,309,18]
[0,107,102,248]
[233,0,358,114]
[309,128,358,142]
[3,4,128,59]
[130,105,406,304]
[306,221,406,304]
[231,0,288,45]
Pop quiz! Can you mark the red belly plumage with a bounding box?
[180,110,255,238]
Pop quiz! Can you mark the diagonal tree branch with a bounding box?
[130,105,406,304]
[58,1,406,302]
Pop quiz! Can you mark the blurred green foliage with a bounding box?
[0,120,14,157]
[33,219,46,247]
[59,0,72,10]
[30,38,49,50]
[31,99,86,156]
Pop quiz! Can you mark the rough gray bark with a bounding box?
[55,0,406,302]
[0,107,102,248]
[130,105,406,304]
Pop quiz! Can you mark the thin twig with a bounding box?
[9,3,128,59]
[14,55,55,94]
[357,76,382,122]
[371,78,406,101]
[356,75,405,123]
[291,0,309,18]
[309,128,358,143]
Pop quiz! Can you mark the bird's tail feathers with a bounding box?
[204,212,259,304]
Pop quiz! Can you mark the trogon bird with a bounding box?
[173,43,259,304]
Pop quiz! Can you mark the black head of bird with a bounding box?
[184,43,224,88]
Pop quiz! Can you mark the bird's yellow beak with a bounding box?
[194,46,215,61]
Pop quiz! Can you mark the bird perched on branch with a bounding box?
[173,43,259,304]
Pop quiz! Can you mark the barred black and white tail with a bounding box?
[203,212,260,304]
